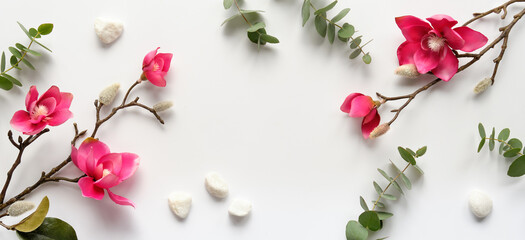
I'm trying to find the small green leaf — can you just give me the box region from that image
[350,37,362,49]
[413,165,424,174]
[10,55,18,66]
[9,47,23,58]
[373,181,382,195]
[498,128,510,141]
[359,211,381,231]
[301,0,311,27]
[362,53,371,64]
[0,76,13,90]
[391,179,404,195]
[373,201,385,209]
[247,29,266,45]
[478,123,486,138]
[338,23,354,38]
[376,211,393,220]
[416,146,427,157]
[17,22,33,40]
[390,160,411,190]
[314,0,337,15]
[21,59,35,70]
[359,196,369,211]
[14,196,49,232]
[223,0,234,9]
[338,35,349,42]
[327,23,335,44]
[16,217,78,240]
[29,28,40,38]
[477,138,486,153]
[508,138,522,150]
[1,52,5,72]
[508,155,525,177]
[398,147,416,165]
[247,22,266,32]
[349,49,361,59]
[221,14,241,26]
[331,8,350,23]
[406,148,417,156]
[2,73,22,86]
[260,34,279,44]
[377,168,390,181]
[33,40,52,52]
[314,15,327,37]
[382,194,397,201]
[23,48,41,56]
[346,220,368,240]
[37,23,53,35]
[15,43,27,52]
[503,148,521,158]
[500,142,508,154]
[489,128,495,151]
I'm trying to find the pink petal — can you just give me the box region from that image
[39,86,61,104]
[156,53,173,72]
[426,14,458,33]
[143,47,159,68]
[94,173,121,189]
[413,49,440,73]
[25,86,39,112]
[397,41,421,65]
[23,122,47,135]
[85,148,97,176]
[29,114,46,125]
[348,95,374,118]
[36,97,57,116]
[107,189,135,207]
[56,92,73,110]
[400,25,432,42]
[10,110,33,133]
[431,47,458,81]
[46,109,73,126]
[78,177,105,200]
[118,153,139,180]
[443,27,465,50]
[395,15,431,29]
[78,138,111,162]
[98,153,123,175]
[144,71,167,87]
[453,26,488,52]
[340,93,364,113]
[361,109,380,139]
[71,146,87,174]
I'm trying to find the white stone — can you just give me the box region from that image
[204,172,229,198]
[7,201,35,217]
[94,17,124,44]
[168,192,192,219]
[468,190,493,218]
[228,198,252,217]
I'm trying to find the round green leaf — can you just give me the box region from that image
[478,123,486,138]
[338,23,354,38]
[314,15,327,37]
[37,24,53,35]
[416,146,427,157]
[498,128,510,141]
[223,0,234,9]
[358,211,381,231]
[508,138,522,150]
[362,53,371,64]
[503,148,521,158]
[28,28,40,38]
[14,196,49,232]
[247,22,266,33]
[16,217,78,240]
[350,37,361,49]
[345,220,368,240]
[247,29,267,45]
[508,155,525,177]
[301,0,311,26]
[349,49,360,59]
[0,76,14,90]
[398,147,416,165]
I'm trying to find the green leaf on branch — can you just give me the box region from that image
[14,196,49,232]
[416,146,427,157]
[1,51,5,72]
[16,217,78,240]
[349,49,360,59]
[331,8,350,23]
[413,165,424,174]
[15,43,27,52]
[477,138,485,153]
[17,22,32,40]
[23,48,41,56]
[28,28,40,38]
[376,211,393,220]
[499,141,508,154]
[0,76,14,90]
[406,148,416,157]
[508,155,525,177]
[223,0,234,9]
[373,181,382,195]
[390,160,411,190]
[346,220,368,240]
[359,196,369,211]
[247,29,266,45]
[489,128,495,151]
[247,22,266,32]
[358,211,381,231]
[314,0,337,15]
[338,23,354,38]
[314,15,327,37]
[382,194,397,201]
[3,73,22,86]
[508,138,522,150]
[327,23,335,44]
[37,23,53,35]
[21,59,35,70]
[374,201,385,209]
[398,147,416,165]
[260,34,279,44]
[503,148,521,158]
[10,55,18,67]
[301,0,310,27]
[498,128,510,141]
[221,14,241,26]
[350,37,361,49]
[478,123,486,138]
[362,53,371,64]
[9,47,22,58]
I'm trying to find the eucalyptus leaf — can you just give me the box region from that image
[29,28,40,38]
[391,179,404,195]
[499,142,508,154]
[489,128,495,151]
[346,220,368,240]
[37,23,53,35]
[247,22,266,32]
[221,14,241,26]
[498,128,510,141]
[327,23,335,44]
[1,52,5,72]
[23,48,41,56]
[377,168,391,182]
[314,15,327,37]
[390,160,411,190]
[14,196,49,232]
[359,196,369,211]
[478,123,486,138]
[331,8,350,23]
[416,146,427,157]
[223,0,234,9]
[17,22,33,40]
[9,47,22,58]
[247,29,266,45]
[349,49,361,59]
[33,40,52,52]
[2,73,22,86]
[301,0,311,27]
[376,211,393,220]
[314,0,337,15]
[16,217,78,240]
[405,148,416,157]
[508,155,525,177]
[338,23,354,38]
[21,59,35,70]
[350,37,362,49]
[10,55,18,66]
[373,201,385,209]
[382,194,397,201]
[358,211,381,231]
[0,76,13,90]
[503,148,521,158]
[260,34,279,44]
[373,181,382,195]
[508,138,522,150]
[413,165,424,174]
[239,10,264,14]
[362,53,371,64]
[15,43,27,52]
[477,138,486,153]
[398,147,416,165]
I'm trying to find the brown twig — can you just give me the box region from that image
[376,1,525,127]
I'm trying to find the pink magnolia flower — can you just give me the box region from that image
[71,138,139,207]
[10,85,73,135]
[396,15,488,81]
[340,93,380,139]
[141,47,173,87]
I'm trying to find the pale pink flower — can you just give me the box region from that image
[396,15,488,81]
[10,85,73,135]
[141,47,173,87]
[340,93,380,139]
[71,138,139,207]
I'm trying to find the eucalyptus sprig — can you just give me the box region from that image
[222,0,279,47]
[0,22,53,91]
[477,123,525,177]
[346,146,426,240]
[301,0,372,64]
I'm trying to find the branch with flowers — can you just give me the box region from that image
[0,48,173,239]
[340,0,525,139]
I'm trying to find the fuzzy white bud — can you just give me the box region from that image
[153,101,173,112]
[474,78,492,94]
[369,123,390,139]
[7,201,35,217]
[394,64,420,78]
[98,83,120,105]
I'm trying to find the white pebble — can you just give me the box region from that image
[228,198,252,217]
[7,201,35,217]
[205,172,229,199]
[168,192,192,219]
[468,190,493,218]
[94,17,124,44]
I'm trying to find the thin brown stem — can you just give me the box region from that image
[371,163,411,211]
[233,0,252,26]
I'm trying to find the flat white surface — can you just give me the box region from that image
[0,0,525,239]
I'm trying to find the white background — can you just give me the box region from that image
[1,0,525,239]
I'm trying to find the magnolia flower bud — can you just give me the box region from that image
[474,78,492,94]
[394,64,420,78]
[98,83,120,105]
[7,201,35,217]
[153,101,173,112]
[369,123,390,139]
